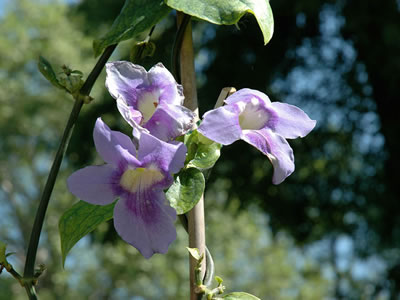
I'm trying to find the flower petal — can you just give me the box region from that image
[241,129,294,184]
[105,61,149,106]
[113,190,177,259]
[93,118,137,166]
[198,105,242,145]
[67,165,116,205]
[148,63,184,105]
[138,132,187,176]
[116,98,143,127]
[224,88,271,106]
[145,104,195,141]
[270,102,317,139]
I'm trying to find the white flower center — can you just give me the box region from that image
[120,167,164,193]
[238,98,269,130]
[137,90,160,123]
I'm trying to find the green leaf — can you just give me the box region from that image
[186,247,202,260]
[183,130,222,169]
[165,0,274,44]
[93,0,171,57]
[183,130,199,164]
[188,141,222,169]
[59,200,115,266]
[166,168,205,215]
[222,292,261,300]
[215,275,224,284]
[38,56,67,90]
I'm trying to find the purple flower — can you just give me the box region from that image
[67,118,186,258]
[198,88,316,185]
[106,61,195,142]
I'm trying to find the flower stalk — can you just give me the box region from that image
[176,12,206,300]
[22,44,117,298]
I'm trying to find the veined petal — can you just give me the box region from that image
[198,105,242,145]
[224,88,271,106]
[67,165,116,205]
[145,104,195,141]
[93,118,138,166]
[113,190,177,259]
[106,61,149,106]
[241,129,294,184]
[148,63,184,105]
[138,132,187,175]
[270,102,317,139]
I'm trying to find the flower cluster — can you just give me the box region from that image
[68,62,193,258]
[67,61,316,258]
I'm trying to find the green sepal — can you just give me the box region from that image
[0,242,12,271]
[58,73,84,94]
[166,167,205,215]
[59,200,116,266]
[222,292,261,300]
[130,40,156,63]
[165,0,274,44]
[93,0,171,57]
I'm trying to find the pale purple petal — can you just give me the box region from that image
[198,105,242,145]
[113,190,177,259]
[145,104,195,141]
[106,61,149,106]
[67,165,116,205]
[270,102,317,139]
[116,98,143,127]
[93,118,137,166]
[148,63,184,105]
[138,132,187,175]
[224,88,271,106]
[241,129,294,184]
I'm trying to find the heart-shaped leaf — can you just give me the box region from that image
[166,168,205,215]
[165,0,274,44]
[59,200,115,266]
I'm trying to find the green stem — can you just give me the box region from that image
[171,14,191,83]
[22,44,117,297]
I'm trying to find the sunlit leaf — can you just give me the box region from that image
[166,168,205,215]
[165,0,274,44]
[184,130,222,169]
[186,247,202,260]
[215,275,224,284]
[188,142,222,169]
[222,292,261,300]
[93,0,171,57]
[59,200,115,266]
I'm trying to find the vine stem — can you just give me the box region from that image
[176,12,206,300]
[22,44,117,298]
